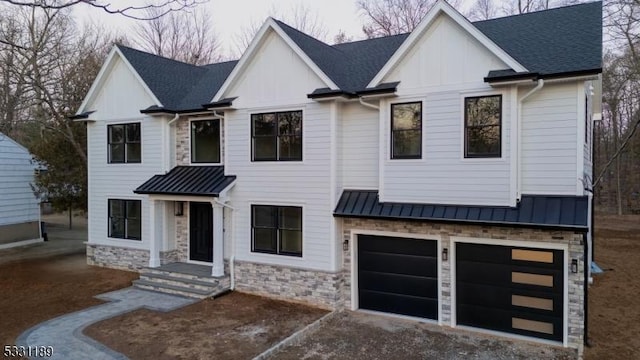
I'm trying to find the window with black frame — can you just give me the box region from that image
[108,123,141,163]
[191,119,221,163]
[464,95,502,158]
[108,199,141,240]
[391,102,422,159]
[252,205,302,257]
[251,111,302,161]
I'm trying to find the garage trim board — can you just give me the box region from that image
[349,230,443,325]
[450,236,569,347]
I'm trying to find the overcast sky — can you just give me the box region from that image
[73,0,368,57]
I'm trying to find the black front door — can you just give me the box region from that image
[190,202,213,262]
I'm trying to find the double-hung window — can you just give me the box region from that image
[252,205,302,257]
[108,199,141,240]
[464,95,502,158]
[191,119,221,163]
[391,102,422,159]
[108,123,141,163]
[251,111,302,161]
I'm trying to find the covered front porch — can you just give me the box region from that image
[134,166,236,278]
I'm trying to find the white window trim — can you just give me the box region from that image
[249,108,305,163]
[188,116,223,166]
[459,90,507,162]
[449,236,569,348]
[386,98,425,163]
[106,121,143,165]
[249,201,305,260]
[349,229,443,326]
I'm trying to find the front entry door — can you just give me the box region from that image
[190,202,213,262]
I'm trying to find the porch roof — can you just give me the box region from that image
[134,166,236,197]
[334,190,589,232]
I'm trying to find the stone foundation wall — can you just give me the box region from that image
[175,205,189,261]
[87,244,149,271]
[341,218,585,353]
[234,260,342,309]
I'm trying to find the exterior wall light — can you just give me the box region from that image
[442,248,448,261]
[571,259,579,273]
[343,239,349,251]
[174,201,184,216]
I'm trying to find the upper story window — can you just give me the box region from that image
[108,123,141,163]
[108,199,141,240]
[391,102,422,159]
[191,119,221,163]
[252,205,302,257]
[251,111,302,161]
[464,95,502,158]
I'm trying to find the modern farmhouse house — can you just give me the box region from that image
[0,132,42,248]
[75,1,601,355]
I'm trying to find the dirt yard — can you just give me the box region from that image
[0,253,137,347]
[84,292,328,360]
[585,214,640,360]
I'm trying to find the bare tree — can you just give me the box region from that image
[232,3,329,57]
[333,30,354,45]
[467,0,501,21]
[134,6,222,65]
[0,0,206,20]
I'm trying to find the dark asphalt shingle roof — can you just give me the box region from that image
[334,190,589,231]
[134,166,236,197]
[114,2,601,111]
[117,45,238,111]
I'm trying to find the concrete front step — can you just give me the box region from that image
[133,279,213,299]
[143,267,219,283]
[140,272,220,292]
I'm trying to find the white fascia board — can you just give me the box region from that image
[367,0,527,88]
[212,18,338,102]
[76,46,162,114]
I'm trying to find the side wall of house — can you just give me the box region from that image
[0,134,40,244]
[85,55,165,269]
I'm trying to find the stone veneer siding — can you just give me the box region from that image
[87,244,181,272]
[175,204,190,262]
[340,218,586,354]
[234,260,342,309]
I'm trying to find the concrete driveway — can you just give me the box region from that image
[272,311,575,360]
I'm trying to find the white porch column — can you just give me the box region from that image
[149,199,161,267]
[211,202,225,277]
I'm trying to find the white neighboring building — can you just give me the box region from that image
[75,1,602,356]
[0,132,41,248]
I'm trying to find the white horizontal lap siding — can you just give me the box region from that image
[340,103,379,189]
[85,55,165,250]
[379,13,512,206]
[521,82,578,195]
[0,136,39,226]
[226,104,333,271]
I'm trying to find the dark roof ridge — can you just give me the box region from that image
[272,18,345,56]
[331,32,410,47]
[471,0,601,24]
[116,44,204,70]
[203,59,240,67]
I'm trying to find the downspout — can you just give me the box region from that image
[517,79,544,200]
[359,97,379,110]
[584,232,590,347]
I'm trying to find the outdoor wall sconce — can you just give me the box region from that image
[442,248,448,261]
[174,201,184,216]
[571,259,579,273]
[343,239,349,251]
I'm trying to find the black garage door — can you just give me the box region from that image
[358,235,438,320]
[456,243,564,342]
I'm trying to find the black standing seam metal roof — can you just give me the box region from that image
[107,2,601,114]
[334,190,589,231]
[134,166,236,197]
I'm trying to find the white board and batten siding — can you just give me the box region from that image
[85,55,166,250]
[0,134,39,226]
[223,29,338,272]
[378,14,513,206]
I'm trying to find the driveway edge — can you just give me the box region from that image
[252,310,339,360]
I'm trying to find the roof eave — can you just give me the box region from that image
[333,213,588,233]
